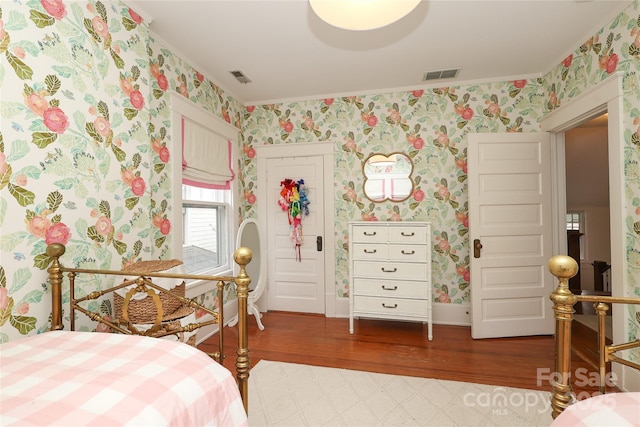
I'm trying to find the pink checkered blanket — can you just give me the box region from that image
[0,330,248,426]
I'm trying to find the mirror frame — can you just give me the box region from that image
[362,152,414,203]
[236,218,266,300]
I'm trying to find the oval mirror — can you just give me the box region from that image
[233,218,267,330]
[363,152,414,202]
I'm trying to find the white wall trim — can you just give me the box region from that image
[170,93,239,140]
[168,93,240,280]
[540,75,620,133]
[255,142,337,316]
[540,73,634,391]
[334,296,349,318]
[432,302,471,326]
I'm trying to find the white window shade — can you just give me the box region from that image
[182,117,234,189]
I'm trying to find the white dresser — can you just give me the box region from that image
[348,221,432,340]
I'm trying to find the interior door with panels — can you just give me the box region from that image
[468,132,554,339]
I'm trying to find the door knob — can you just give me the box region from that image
[316,236,323,251]
[473,239,483,258]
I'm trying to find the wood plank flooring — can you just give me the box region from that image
[199,311,613,397]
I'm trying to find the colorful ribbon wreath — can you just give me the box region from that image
[278,178,310,261]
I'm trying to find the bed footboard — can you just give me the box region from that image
[548,255,640,419]
[46,243,252,413]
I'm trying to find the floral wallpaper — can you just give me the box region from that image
[542,1,640,345]
[0,0,242,343]
[240,1,640,342]
[242,83,544,305]
[0,0,638,347]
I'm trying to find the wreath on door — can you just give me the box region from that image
[278,178,310,261]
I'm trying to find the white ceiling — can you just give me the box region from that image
[126,0,631,105]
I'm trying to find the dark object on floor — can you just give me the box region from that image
[592,260,611,292]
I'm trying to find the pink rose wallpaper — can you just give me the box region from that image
[0,0,639,346]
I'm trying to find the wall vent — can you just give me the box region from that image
[423,68,460,81]
[230,70,252,84]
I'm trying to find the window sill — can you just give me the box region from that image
[185,268,234,298]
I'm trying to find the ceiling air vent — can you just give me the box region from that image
[423,68,460,81]
[230,70,251,84]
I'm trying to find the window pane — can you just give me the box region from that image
[566,212,582,231]
[182,205,222,273]
[182,185,226,203]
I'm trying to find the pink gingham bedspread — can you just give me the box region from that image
[0,330,248,427]
[551,392,640,426]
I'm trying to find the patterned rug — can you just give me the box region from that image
[248,360,552,426]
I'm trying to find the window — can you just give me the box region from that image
[566,211,585,260]
[170,94,238,281]
[566,212,583,231]
[182,185,230,274]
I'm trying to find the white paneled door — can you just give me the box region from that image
[469,132,555,339]
[266,156,325,313]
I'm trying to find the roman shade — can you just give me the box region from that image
[182,117,234,189]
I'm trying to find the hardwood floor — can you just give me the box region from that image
[199,311,613,397]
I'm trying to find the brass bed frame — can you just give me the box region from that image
[45,243,252,413]
[548,255,640,419]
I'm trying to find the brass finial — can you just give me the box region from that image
[234,247,253,266]
[548,255,579,281]
[46,243,66,258]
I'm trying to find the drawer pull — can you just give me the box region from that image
[364,249,377,254]
[363,231,377,236]
[381,285,398,291]
[382,303,398,309]
[401,250,415,255]
[401,232,415,237]
[381,267,397,273]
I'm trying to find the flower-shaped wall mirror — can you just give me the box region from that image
[363,152,414,202]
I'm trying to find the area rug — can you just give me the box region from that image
[248,360,552,426]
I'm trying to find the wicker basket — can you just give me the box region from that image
[130,304,198,347]
[114,259,185,324]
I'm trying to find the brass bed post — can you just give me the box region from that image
[46,243,66,331]
[594,302,609,394]
[233,247,252,413]
[548,255,579,419]
[217,280,225,362]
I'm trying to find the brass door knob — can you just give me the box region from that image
[473,239,483,258]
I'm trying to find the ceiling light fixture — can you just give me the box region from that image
[309,0,421,31]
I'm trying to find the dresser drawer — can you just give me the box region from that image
[354,296,429,317]
[353,261,428,281]
[351,243,388,260]
[353,278,428,299]
[388,226,427,244]
[388,244,428,262]
[351,225,388,243]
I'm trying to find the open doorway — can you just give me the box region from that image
[565,113,611,293]
[542,74,635,390]
[564,113,612,338]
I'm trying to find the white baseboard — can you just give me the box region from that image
[432,302,471,326]
[621,365,640,392]
[195,300,239,345]
[334,297,350,318]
